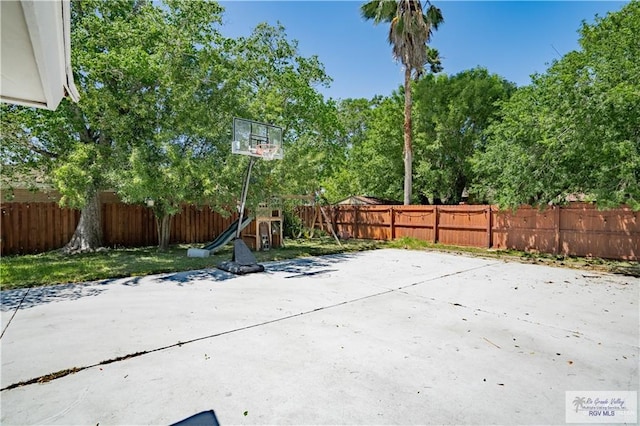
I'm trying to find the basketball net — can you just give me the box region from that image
[256,144,279,161]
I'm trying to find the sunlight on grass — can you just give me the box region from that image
[1,236,634,290]
[0,238,384,290]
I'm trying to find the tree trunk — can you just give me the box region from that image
[403,66,413,205]
[454,175,467,205]
[156,214,172,251]
[62,190,103,254]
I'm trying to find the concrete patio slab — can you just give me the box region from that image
[1,249,638,425]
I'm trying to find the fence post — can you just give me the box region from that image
[354,206,359,239]
[434,205,439,243]
[390,206,395,240]
[486,206,492,248]
[554,206,560,255]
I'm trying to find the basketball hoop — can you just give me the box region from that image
[232,118,283,161]
[256,143,280,161]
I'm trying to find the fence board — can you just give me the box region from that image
[437,206,488,247]
[303,204,638,261]
[45,204,53,252]
[27,205,35,253]
[393,206,436,241]
[3,201,637,260]
[1,202,242,255]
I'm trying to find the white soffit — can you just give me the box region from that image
[0,0,79,110]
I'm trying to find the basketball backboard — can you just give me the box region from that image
[232,117,283,160]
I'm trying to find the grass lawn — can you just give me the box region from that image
[385,237,640,277]
[0,238,383,290]
[1,237,636,290]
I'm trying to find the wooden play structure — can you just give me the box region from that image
[242,198,283,251]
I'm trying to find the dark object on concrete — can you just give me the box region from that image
[218,239,264,275]
[218,260,265,275]
[171,410,220,426]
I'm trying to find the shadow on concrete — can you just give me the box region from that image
[264,252,359,276]
[1,289,29,312]
[170,410,220,426]
[0,282,109,312]
[0,269,235,312]
[0,253,361,312]
[119,268,235,287]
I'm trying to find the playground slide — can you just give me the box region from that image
[203,216,253,252]
[187,216,254,257]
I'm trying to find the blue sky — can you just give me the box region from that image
[218,1,628,100]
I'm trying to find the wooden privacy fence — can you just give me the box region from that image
[1,203,240,255]
[2,201,638,261]
[301,204,639,261]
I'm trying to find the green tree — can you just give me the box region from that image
[228,23,339,205]
[333,93,405,202]
[362,0,443,204]
[472,2,640,210]
[413,68,515,204]
[322,98,376,201]
[1,0,236,252]
[2,2,348,253]
[106,1,242,250]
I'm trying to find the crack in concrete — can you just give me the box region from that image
[1,262,495,392]
[1,288,30,340]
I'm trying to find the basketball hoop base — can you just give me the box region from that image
[218,261,264,275]
[217,239,265,275]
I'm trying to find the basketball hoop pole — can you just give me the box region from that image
[236,156,256,239]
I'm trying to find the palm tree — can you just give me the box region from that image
[361,0,443,205]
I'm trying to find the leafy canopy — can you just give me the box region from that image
[472,1,640,210]
[413,68,515,204]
